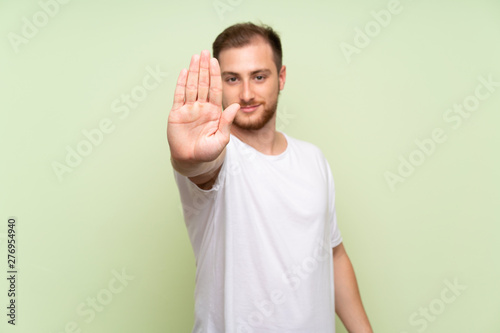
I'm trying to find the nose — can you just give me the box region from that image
[239,80,255,103]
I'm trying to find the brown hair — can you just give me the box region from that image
[212,22,283,72]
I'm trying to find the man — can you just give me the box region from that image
[168,22,373,332]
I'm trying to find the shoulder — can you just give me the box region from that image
[284,133,326,159]
[284,133,334,180]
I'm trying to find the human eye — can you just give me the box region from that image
[225,77,238,84]
[254,75,266,82]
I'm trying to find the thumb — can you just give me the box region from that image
[219,103,239,137]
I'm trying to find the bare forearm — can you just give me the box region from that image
[171,148,226,188]
[334,248,373,333]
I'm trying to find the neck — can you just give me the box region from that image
[230,116,287,155]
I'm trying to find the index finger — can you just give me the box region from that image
[197,50,210,103]
[209,58,222,107]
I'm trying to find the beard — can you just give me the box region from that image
[229,98,278,131]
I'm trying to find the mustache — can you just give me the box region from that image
[239,102,263,107]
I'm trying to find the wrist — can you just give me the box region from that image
[171,149,226,178]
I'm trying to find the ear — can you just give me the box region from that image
[278,65,286,91]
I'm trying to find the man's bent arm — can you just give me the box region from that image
[333,243,373,332]
[171,148,226,190]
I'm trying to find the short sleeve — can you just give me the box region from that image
[173,168,221,219]
[173,158,228,258]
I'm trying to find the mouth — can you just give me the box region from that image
[239,104,261,113]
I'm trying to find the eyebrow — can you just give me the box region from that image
[222,69,272,77]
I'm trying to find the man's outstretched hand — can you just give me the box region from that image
[167,50,239,167]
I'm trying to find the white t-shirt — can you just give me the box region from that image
[174,133,343,333]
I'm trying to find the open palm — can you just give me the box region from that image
[167,50,239,163]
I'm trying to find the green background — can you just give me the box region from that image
[1,0,499,332]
